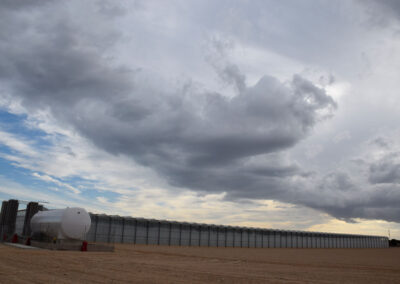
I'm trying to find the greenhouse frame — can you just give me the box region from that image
[84,213,389,248]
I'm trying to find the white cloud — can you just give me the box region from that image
[32,172,80,194]
[0,130,37,157]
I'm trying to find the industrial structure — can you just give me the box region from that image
[30,207,91,240]
[1,199,389,248]
[85,213,389,248]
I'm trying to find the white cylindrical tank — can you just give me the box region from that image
[31,207,91,240]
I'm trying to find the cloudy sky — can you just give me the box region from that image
[1,0,400,238]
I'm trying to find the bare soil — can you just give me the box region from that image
[0,243,399,283]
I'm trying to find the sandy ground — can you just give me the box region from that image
[0,243,399,283]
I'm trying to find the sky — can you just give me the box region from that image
[1,0,400,238]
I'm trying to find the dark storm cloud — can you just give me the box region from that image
[362,0,400,26]
[294,171,400,223]
[0,0,52,10]
[370,137,390,149]
[369,154,400,184]
[366,136,400,185]
[0,2,335,163]
[367,0,400,17]
[1,1,400,224]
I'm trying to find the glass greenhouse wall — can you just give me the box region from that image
[85,213,389,248]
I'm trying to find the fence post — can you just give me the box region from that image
[240,229,243,248]
[189,225,192,247]
[121,218,125,244]
[198,225,201,247]
[286,232,289,248]
[93,215,98,242]
[133,219,137,244]
[145,221,149,245]
[168,223,172,246]
[261,230,264,248]
[232,228,236,248]
[216,227,219,247]
[293,232,295,248]
[107,216,112,243]
[157,222,161,245]
[225,228,228,247]
[208,226,211,247]
[179,224,182,246]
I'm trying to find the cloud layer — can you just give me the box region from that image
[1,0,400,231]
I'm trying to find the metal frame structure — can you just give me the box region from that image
[84,213,389,248]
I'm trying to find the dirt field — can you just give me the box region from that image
[0,243,399,283]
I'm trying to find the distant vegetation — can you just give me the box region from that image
[389,239,400,247]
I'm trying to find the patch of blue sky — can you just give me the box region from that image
[60,175,94,186]
[31,174,124,203]
[0,144,13,155]
[81,188,122,203]
[0,156,34,185]
[0,194,28,211]
[63,175,132,192]
[0,167,74,202]
[0,156,83,198]
[59,176,101,192]
[0,192,17,203]
[0,110,123,207]
[0,109,52,148]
